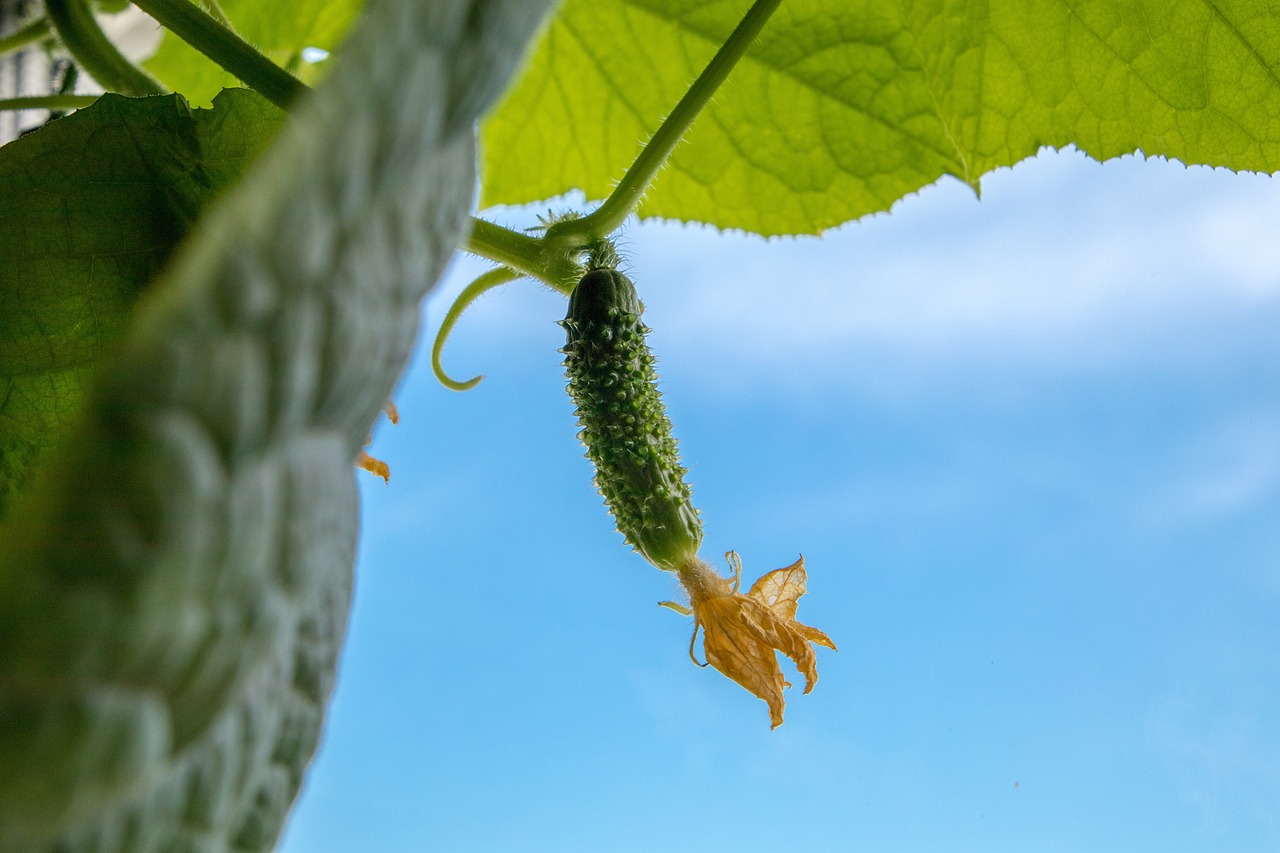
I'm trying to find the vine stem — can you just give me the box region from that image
[0,16,52,60]
[464,0,782,284]
[45,0,167,96]
[130,0,306,109]
[544,0,782,247]
[199,0,234,29]
[0,94,100,112]
[464,218,580,293]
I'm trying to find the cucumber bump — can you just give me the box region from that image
[561,261,701,569]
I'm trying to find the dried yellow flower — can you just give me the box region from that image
[356,400,401,482]
[671,553,836,729]
[355,449,391,482]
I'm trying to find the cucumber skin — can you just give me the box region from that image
[562,268,702,569]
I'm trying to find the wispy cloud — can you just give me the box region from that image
[1146,693,1280,835]
[1138,408,1280,525]
[430,149,1280,404]
[623,150,1280,386]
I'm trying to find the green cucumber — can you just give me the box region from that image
[561,262,701,569]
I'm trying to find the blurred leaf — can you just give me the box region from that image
[0,89,284,518]
[0,1,555,850]
[482,0,1280,235]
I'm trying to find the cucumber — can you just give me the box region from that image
[562,262,701,569]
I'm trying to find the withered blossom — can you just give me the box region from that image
[670,554,836,728]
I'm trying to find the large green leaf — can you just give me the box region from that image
[144,0,369,106]
[0,1,553,850]
[481,0,1280,236]
[0,90,284,518]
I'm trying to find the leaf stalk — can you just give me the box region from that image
[463,0,782,290]
[544,0,782,246]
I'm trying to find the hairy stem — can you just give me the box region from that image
[131,0,306,109]
[198,0,233,29]
[45,0,166,95]
[544,0,782,246]
[0,15,52,60]
[464,218,580,293]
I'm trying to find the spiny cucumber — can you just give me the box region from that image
[561,259,701,569]
[560,249,833,729]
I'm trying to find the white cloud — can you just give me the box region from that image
[622,150,1280,388]
[1139,408,1280,524]
[1191,185,1280,298]
[431,149,1280,399]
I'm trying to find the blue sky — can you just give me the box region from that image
[279,149,1280,852]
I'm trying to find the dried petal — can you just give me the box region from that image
[793,621,837,650]
[678,554,836,729]
[749,557,837,652]
[355,449,390,482]
[747,556,809,620]
[699,595,790,727]
[356,399,398,481]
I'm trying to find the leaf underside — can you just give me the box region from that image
[481,0,1280,236]
[0,90,285,519]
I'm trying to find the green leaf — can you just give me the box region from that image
[0,1,555,849]
[481,0,1280,236]
[0,89,284,519]
[144,0,369,106]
